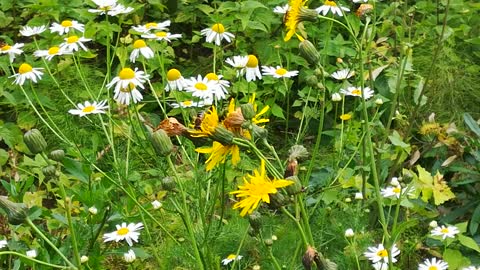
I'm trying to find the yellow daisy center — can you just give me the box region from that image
[205,73,219,81]
[441,228,449,234]
[133,40,147,49]
[393,187,401,193]
[325,0,338,6]
[155,32,167,37]
[226,254,236,260]
[67,35,79,44]
[275,68,287,76]
[61,20,73,27]
[211,23,225,33]
[100,6,112,11]
[352,89,362,95]
[428,267,438,270]
[167,69,181,81]
[19,63,33,74]
[48,47,60,55]
[117,227,130,236]
[119,68,135,80]
[182,100,192,106]
[1,45,12,51]
[145,22,157,29]
[246,55,259,68]
[376,249,388,257]
[195,82,208,91]
[82,105,95,113]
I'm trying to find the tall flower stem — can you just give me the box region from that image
[229,224,250,270]
[0,252,70,269]
[25,217,77,269]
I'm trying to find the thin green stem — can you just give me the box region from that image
[230,224,250,270]
[0,252,70,269]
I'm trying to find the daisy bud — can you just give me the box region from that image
[150,129,174,156]
[253,265,261,270]
[355,192,364,200]
[80,255,89,263]
[124,249,136,263]
[271,235,278,241]
[345,198,352,203]
[0,196,28,225]
[390,177,400,186]
[332,93,342,102]
[429,220,438,228]
[345,228,355,238]
[299,39,320,66]
[336,57,343,64]
[49,149,65,161]
[88,206,98,215]
[24,129,47,154]
[42,165,57,178]
[162,176,176,191]
[375,98,384,105]
[264,238,273,246]
[151,200,162,209]
[240,103,256,121]
[26,249,37,258]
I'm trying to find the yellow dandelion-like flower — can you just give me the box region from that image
[196,141,240,171]
[284,0,308,41]
[230,160,293,216]
[340,113,352,121]
[249,93,270,125]
[189,106,219,138]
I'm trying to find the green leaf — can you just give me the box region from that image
[388,130,410,150]
[413,77,427,106]
[470,204,480,235]
[196,4,214,15]
[463,113,480,138]
[0,149,7,166]
[458,234,480,253]
[270,104,285,119]
[62,158,90,183]
[443,248,470,269]
[391,219,418,243]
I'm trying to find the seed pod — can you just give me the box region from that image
[0,196,28,225]
[24,129,47,154]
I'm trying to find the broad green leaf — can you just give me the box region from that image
[463,113,480,138]
[270,104,285,119]
[0,149,8,166]
[470,204,480,235]
[388,130,410,150]
[432,172,455,205]
[443,248,469,269]
[62,158,90,183]
[458,234,480,253]
[416,165,433,202]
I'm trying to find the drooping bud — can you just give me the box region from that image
[24,129,47,154]
[299,39,320,66]
[150,129,174,156]
[0,196,28,225]
[264,238,273,247]
[49,149,65,161]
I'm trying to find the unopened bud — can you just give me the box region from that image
[264,239,274,246]
[336,58,343,64]
[298,7,318,22]
[162,176,176,191]
[211,126,234,145]
[49,149,65,161]
[345,228,354,238]
[0,196,28,225]
[305,74,318,86]
[251,124,268,139]
[150,129,174,156]
[375,98,384,105]
[299,39,320,66]
[241,103,256,120]
[42,165,57,177]
[332,93,342,102]
[80,256,89,263]
[24,129,47,154]
[429,220,438,228]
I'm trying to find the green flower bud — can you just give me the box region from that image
[42,165,57,177]
[286,176,302,195]
[298,8,318,22]
[150,129,174,156]
[252,125,268,140]
[305,74,318,86]
[0,196,28,225]
[211,126,234,145]
[162,176,176,191]
[299,39,320,66]
[49,149,65,161]
[24,129,47,154]
[240,103,256,120]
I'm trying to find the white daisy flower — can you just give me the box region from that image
[418,258,448,270]
[332,93,342,101]
[132,21,171,33]
[353,0,368,3]
[59,35,92,52]
[26,249,37,258]
[225,55,248,77]
[462,266,480,270]
[340,86,374,99]
[114,83,143,105]
[221,254,242,265]
[34,46,72,61]
[261,66,299,78]
[50,20,85,35]
[373,262,389,270]
[88,0,133,16]
[185,75,221,101]
[205,72,229,98]
[170,100,208,108]
[88,206,98,215]
[151,200,162,209]
[68,100,108,117]
[431,225,460,240]
[10,63,44,85]
[273,4,290,14]
[107,67,149,94]
[245,55,262,82]
[380,185,403,199]
[364,243,400,264]
[103,222,144,246]
[141,31,182,42]
[344,228,354,238]
[20,25,47,36]
[165,68,187,91]
[0,239,7,249]
[123,249,136,262]
[316,0,350,16]
[129,39,154,63]
[200,23,235,46]
[331,68,354,80]
[0,43,24,63]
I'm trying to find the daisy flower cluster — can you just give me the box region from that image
[103,222,144,263]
